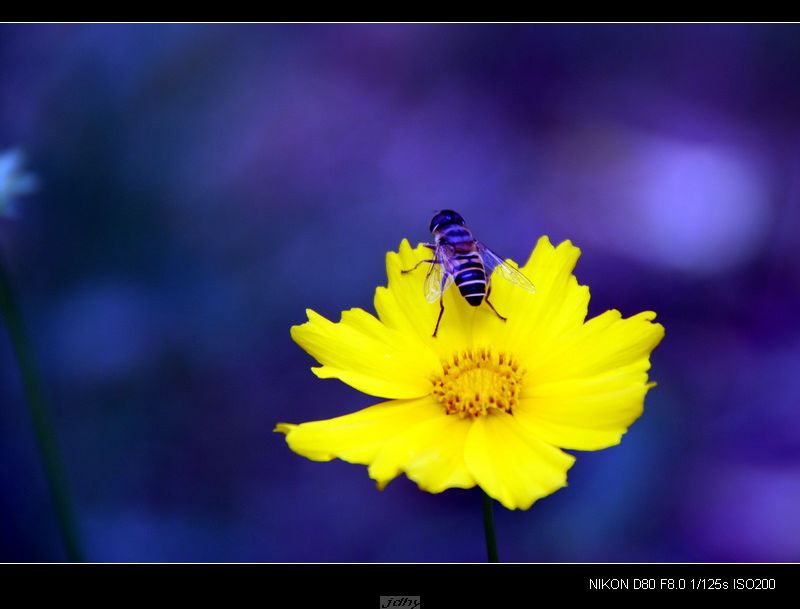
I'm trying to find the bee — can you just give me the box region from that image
[402,209,536,337]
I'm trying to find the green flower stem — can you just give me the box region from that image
[481,489,499,563]
[0,255,84,562]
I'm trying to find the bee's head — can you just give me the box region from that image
[429,209,465,234]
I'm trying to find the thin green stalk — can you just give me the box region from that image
[481,489,499,563]
[0,255,84,562]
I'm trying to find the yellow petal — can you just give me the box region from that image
[376,239,485,357]
[515,309,664,450]
[515,376,655,450]
[528,309,665,383]
[477,237,590,359]
[291,307,440,399]
[275,396,442,464]
[374,239,437,343]
[368,407,474,492]
[464,412,575,510]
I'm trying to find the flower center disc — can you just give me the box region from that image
[432,348,525,418]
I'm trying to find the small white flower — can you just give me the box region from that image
[0,149,37,217]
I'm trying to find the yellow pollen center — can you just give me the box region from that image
[431,348,525,418]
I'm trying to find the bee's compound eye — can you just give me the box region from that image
[430,210,465,232]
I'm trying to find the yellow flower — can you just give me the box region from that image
[276,237,664,510]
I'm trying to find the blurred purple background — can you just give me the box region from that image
[1,24,799,562]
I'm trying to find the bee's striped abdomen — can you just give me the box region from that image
[453,253,486,306]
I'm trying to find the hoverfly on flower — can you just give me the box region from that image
[402,210,536,337]
[277,234,665,511]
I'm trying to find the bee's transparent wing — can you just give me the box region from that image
[423,247,454,303]
[477,242,536,293]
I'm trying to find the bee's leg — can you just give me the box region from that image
[485,287,507,323]
[432,298,445,337]
[401,244,437,273]
[401,259,437,274]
